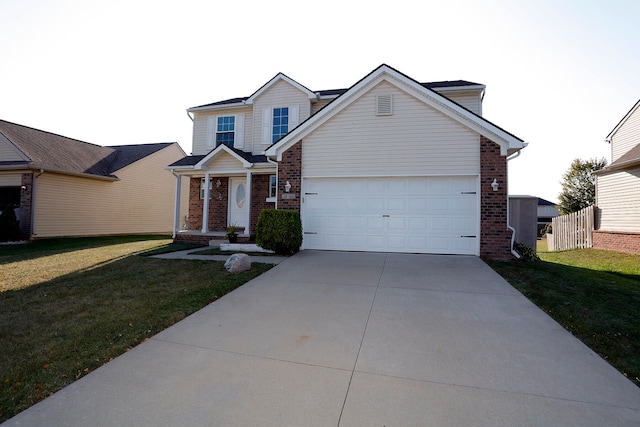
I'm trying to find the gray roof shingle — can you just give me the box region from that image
[0,120,173,178]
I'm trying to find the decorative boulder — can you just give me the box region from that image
[224,253,251,273]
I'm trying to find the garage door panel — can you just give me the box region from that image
[302,177,478,255]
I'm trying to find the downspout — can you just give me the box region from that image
[506,150,523,259]
[30,169,44,238]
[266,158,278,210]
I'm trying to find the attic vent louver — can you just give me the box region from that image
[376,94,393,116]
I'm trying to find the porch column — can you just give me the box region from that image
[202,172,211,233]
[172,172,181,238]
[245,171,252,235]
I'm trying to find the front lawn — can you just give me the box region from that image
[0,236,272,422]
[487,242,640,387]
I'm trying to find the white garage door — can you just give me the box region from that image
[302,176,478,255]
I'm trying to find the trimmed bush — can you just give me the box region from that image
[0,204,21,242]
[255,209,302,255]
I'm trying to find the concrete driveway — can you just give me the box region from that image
[4,251,640,426]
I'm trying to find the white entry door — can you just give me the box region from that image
[302,176,478,255]
[228,177,247,231]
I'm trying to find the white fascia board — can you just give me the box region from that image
[194,145,252,169]
[605,98,640,142]
[187,102,246,114]
[245,73,315,105]
[267,65,525,159]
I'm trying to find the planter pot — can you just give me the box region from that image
[228,234,238,243]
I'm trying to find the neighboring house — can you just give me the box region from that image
[168,64,527,258]
[0,120,189,239]
[593,98,640,254]
[537,197,559,235]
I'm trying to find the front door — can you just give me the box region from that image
[228,177,247,232]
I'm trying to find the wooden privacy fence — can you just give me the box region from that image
[548,205,594,251]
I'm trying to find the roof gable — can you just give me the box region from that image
[107,143,175,172]
[194,144,253,170]
[0,120,177,179]
[606,98,640,142]
[245,73,316,105]
[265,64,525,160]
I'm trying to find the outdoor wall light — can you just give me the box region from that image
[215,179,221,188]
[285,181,292,193]
[491,179,499,192]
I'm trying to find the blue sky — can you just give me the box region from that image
[1,0,639,203]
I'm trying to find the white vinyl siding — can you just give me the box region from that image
[0,135,27,161]
[611,106,640,162]
[253,80,310,152]
[192,109,252,155]
[32,144,189,237]
[443,93,482,116]
[596,166,640,232]
[206,151,245,173]
[302,81,480,177]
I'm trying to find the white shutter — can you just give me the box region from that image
[234,113,244,149]
[262,108,271,144]
[289,105,299,130]
[206,116,216,150]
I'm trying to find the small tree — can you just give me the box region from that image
[558,157,607,215]
[0,204,21,242]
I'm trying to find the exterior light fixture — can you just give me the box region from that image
[285,181,292,193]
[216,179,221,188]
[491,179,499,192]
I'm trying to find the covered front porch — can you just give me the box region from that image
[168,144,276,241]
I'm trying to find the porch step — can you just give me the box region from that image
[219,243,274,253]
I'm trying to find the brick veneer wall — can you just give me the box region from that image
[187,177,228,232]
[19,172,33,240]
[593,230,640,254]
[480,136,512,259]
[251,174,275,233]
[278,141,302,210]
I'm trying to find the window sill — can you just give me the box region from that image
[266,197,276,203]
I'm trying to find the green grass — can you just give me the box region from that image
[487,240,640,387]
[0,236,273,422]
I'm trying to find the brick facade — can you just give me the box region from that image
[187,177,229,232]
[593,230,640,254]
[277,141,302,211]
[19,172,33,240]
[479,136,512,259]
[251,174,275,233]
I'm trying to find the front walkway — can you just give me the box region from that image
[4,251,639,426]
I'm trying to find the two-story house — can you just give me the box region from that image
[593,98,640,254]
[168,64,526,259]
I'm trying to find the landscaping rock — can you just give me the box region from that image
[224,253,251,273]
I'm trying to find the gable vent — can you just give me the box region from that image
[376,94,393,116]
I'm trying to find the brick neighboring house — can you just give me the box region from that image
[168,64,527,258]
[593,98,640,254]
[0,120,188,239]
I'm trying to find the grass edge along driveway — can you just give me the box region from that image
[0,236,273,422]
[487,242,640,389]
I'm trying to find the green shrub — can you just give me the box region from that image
[514,242,540,262]
[255,209,302,255]
[0,204,21,242]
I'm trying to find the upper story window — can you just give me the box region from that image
[206,114,244,150]
[262,105,299,145]
[272,108,289,143]
[216,116,235,147]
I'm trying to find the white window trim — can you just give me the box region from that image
[262,105,299,144]
[266,174,277,202]
[207,114,244,150]
[200,177,213,199]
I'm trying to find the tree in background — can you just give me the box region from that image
[558,157,607,215]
